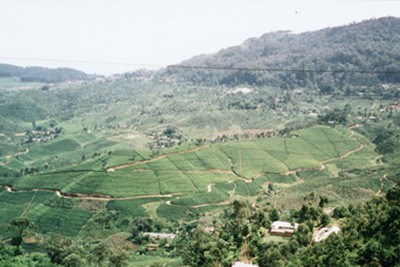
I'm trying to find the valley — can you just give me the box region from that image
[0,17,400,267]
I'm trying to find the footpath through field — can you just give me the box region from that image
[2,148,29,159]
[106,145,210,172]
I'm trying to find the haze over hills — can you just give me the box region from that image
[165,17,400,90]
[0,63,94,83]
[2,17,400,88]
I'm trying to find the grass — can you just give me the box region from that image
[1,124,378,239]
[85,171,160,197]
[129,255,183,267]
[265,235,290,243]
[268,162,381,209]
[0,190,92,239]
[14,172,80,191]
[107,198,162,217]
[156,203,200,221]
[29,206,92,236]
[184,172,237,192]
[157,171,197,194]
[170,186,229,206]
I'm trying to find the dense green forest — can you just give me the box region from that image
[1,17,400,266]
[165,17,400,91]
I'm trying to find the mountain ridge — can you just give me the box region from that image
[165,16,400,91]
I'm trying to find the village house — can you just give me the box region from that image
[142,232,176,240]
[313,226,340,243]
[204,226,215,233]
[270,221,299,237]
[389,102,400,110]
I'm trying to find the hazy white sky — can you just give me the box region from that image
[1,0,400,74]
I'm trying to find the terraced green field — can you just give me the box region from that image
[0,125,383,240]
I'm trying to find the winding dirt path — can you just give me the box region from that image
[4,185,12,192]
[107,145,209,172]
[129,168,233,174]
[349,123,363,130]
[348,123,362,138]
[165,199,229,208]
[191,200,230,208]
[260,144,364,177]
[207,183,213,193]
[3,148,29,159]
[1,184,184,202]
[376,174,387,196]
[338,144,364,159]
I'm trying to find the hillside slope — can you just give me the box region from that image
[0,63,93,83]
[165,17,400,91]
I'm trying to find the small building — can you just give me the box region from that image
[146,243,159,251]
[389,102,400,110]
[142,232,176,240]
[204,226,215,233]
[313,226,340,242]
[270,221,299,237]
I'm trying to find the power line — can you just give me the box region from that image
[0,56,164,69]
[0,56,399,75]
[167,64,400,75]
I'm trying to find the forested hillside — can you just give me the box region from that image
[176,182,400,266]
[0,63,94,83]
[165,17,400,92]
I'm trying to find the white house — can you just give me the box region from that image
[142,232,176,240]
[270,221,299,237]
[313,226,340,242]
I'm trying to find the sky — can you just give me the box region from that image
[1,0,400,75]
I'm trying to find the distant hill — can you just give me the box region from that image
[164,17,400,92]
[0,63,94,83]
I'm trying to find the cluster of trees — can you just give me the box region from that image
[147,127,187,150]
[175,199,318,266]
[164,17,400,92]
[294,183,400,266]
[1,216,129,267]
[175,182,400,266]
[317,104,352,125]
[371,114,400,155]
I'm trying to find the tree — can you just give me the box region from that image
[257,243,283,267]
[9,217,35,249]
[318,196,329,208]
[332,206,350,219]
[177,228,227,267]
[45,234,74,264]
[292,225,312,247]
[320,214,330,227]
[62,253,84,267]
[109,251,129,267]
[269,208,280,222]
